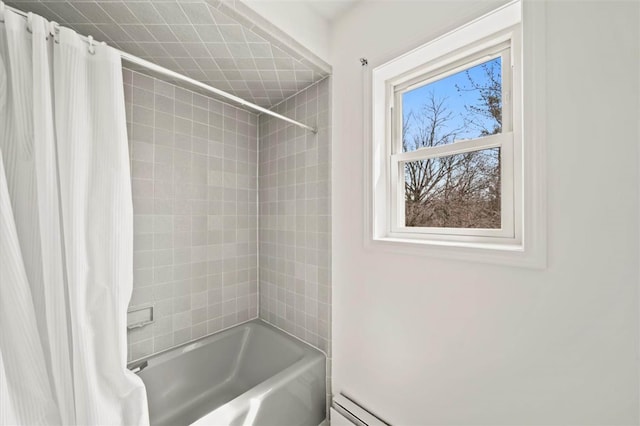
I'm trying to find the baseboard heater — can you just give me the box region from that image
[332,394,391,426]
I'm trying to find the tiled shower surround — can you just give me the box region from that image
[258,78,332,356]
[124,69,259,361]
[123,68,330,366]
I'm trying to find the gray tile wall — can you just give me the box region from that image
[6,0,329,108]
[124,68,258,362]
[258,77,331,357]
[8,0,330,107]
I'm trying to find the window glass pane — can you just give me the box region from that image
[402,57,502,152]
[404,148,501,229]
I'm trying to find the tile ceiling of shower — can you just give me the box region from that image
[6,0,330,108]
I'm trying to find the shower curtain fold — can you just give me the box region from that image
[0,8,148,425]
[0,149,60,425]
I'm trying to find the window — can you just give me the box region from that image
[369,0,546,266]
[393,46,514,240]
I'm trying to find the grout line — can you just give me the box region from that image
[256,115,261,320]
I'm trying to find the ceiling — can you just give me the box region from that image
[5,0,331,108]
[305,0,359,22]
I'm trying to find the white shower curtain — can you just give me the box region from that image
[0,7,148,425]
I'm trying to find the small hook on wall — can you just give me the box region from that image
[359,58,368,66]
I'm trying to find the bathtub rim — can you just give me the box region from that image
[127,317,325,369]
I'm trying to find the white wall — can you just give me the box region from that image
[242,0,331,62]
[331,1,640,424]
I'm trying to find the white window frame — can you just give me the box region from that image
[391,43,516,240]
[367,0,547,267]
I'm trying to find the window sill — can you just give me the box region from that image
[368,235,545,269]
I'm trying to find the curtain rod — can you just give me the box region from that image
[1,3,318,134]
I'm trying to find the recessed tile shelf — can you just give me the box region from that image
[127,304,155,330]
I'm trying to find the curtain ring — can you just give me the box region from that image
[87,35,96,55]
[26,11,33,33]
[52,21,60,44]
[46,20,57,41]
[0,2,6,23]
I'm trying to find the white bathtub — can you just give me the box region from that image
[132,320,326,426]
